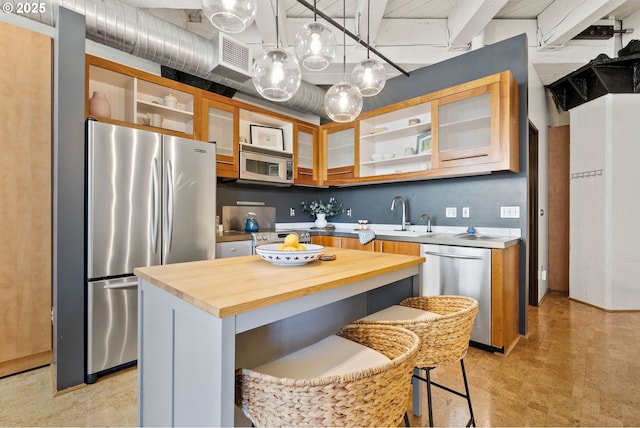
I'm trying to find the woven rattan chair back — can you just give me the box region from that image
[236,323,419,427]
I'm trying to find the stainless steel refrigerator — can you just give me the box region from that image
[85,120,216,383]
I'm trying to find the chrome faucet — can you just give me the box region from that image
[420,213,432,233]
[390,196,409,231]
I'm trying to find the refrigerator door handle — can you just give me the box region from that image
[166,160,174,252]
[151,158,159,254]
[103,281,139,289]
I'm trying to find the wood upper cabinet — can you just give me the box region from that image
[201,96,238,178]
[432,70,518,173]
[294,123,319,186]
[86,55,200,139]
[319,121,358,185]
[325,70,518,185]
[1,22,53,377]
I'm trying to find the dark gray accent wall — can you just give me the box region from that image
[219,33,529,336]
[53,7,86,390]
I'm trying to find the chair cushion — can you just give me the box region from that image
[252,335,390,379]
[359,305,441,322]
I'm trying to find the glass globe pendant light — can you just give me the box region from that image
[201,0,257,33]
[351,0,386,96]
[324,0,363,122]
[294,0,336,71]
[252,0,302,102]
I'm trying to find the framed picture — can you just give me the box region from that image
[250,124,284,150]
[416,131,432,153]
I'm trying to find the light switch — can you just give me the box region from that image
[500,206,520,218]
[446,207,457,218]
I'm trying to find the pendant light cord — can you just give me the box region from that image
[342,0,346,79]
[275,0,280,49]
[313,0,317,21]
[366,0,370,59]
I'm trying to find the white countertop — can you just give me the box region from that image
[277,222,522,249]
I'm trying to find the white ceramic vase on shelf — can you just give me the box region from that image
[89,91,111,119]
[314,213,328,228]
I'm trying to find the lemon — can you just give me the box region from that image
[277,244,287,250]
[283,233,299,247]
[282,246,297,251]
[297,244,307,251]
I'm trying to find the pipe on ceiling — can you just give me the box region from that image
[11,0,329,118]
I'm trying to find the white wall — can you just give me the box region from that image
[569,94,640,310]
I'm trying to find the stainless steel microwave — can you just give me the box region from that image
[239,145,293,185]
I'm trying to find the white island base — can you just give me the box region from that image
[135,247,425,426]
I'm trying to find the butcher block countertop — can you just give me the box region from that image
[134,247,424,319]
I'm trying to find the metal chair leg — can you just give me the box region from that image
[404,411,411,427]
[413,360,474,427]
[425,368,434,427]
[460,359,475,427]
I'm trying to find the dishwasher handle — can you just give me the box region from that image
[424,251,484,260]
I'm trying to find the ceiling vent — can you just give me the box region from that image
[211,33,253,82]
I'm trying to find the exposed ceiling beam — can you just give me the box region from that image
[537,0,627,50]
[119,0,201,7]
[447,0,509,49]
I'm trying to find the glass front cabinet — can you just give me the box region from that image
[432,70,518,173]
[294,123,319,186]
[201,96,238,178]
[319,122,358,185]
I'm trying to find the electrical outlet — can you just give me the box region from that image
[500,206,520,218]
[289,207,295,216]
[462,207,470,218]
[346,208,352,217]
[445,207,457,218]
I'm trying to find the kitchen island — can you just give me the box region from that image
[134,246,425,426]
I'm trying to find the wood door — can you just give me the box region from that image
[528,121,539,305]
[311,235,342,247]
[341,236,374,251]
[548,125,570,292]
[0,22,53,377]
[376,240,421,256]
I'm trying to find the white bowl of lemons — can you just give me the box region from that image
[255,234,324,266]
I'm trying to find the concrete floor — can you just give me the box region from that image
[1,291,639,426]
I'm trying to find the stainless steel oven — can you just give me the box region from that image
[239,145,293,185]
[251,230,311,253]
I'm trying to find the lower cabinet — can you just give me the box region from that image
[311,235,420,256]
[216,240,253,258]
[491,245,520,354]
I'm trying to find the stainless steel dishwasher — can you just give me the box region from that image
[421,244,492,349]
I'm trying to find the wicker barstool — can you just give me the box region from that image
[235,323,419,427]
[356,295,479,427]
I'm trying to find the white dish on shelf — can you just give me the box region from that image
[383,153,395,160]
[371,153,384,161]
[255,244,325,266]
[370,127,388,134]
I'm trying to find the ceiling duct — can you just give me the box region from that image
[11,0,328,118]
[546,40,640,111]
